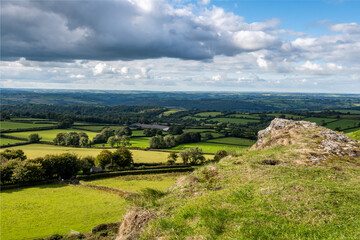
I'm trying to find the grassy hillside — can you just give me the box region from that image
[134,146,360,239]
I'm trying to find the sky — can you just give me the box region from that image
[1,0,360,93]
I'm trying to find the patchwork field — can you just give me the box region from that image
[5,129,99,142]
[0,138,27,146]
[3,144,170,163]
[326,119,360,130]
[303,117,337,125]
[227,114,260,119]
[1,184,127,240]
[170,142,249,154]
[207,137,255,146]
[195,112,223,117]
[83,173,184,192]
[0,121,55,130]
[210,118,259,124]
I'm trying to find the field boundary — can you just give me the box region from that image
[0,126,58,133]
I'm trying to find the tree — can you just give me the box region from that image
[43,153,81,179]
[79,156,95,174]
[179,147,205,165]
[54,133,66,145]
[28,133,41,143]
[112,148,133,168]
[115,127,132,137]
[119,135,131,148]
[149,135,166,149]
[167,152,178,165]
[64,132,80,146]
[205,132,214,140]
[79,137,89,147]
[107,136,117,148]
[168,126,183,135]
[164,135,176,148]
[95,150,113,169]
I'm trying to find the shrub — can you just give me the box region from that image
[167,152,178,165]
[95,150,113,169]
[213,150,228,162]
[28,133,41,143]
[179,147,205,165]
[11,160,45,183]
[0,149,26,161]
[112,148,133,168]
[149,135,166,149]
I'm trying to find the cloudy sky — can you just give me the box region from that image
[1,0,360,93]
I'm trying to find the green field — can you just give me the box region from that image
[1,184,127,240]
[210,118,259,124]
[227,114,260,119]
[195,112,222,117]
[6,129,99,142]
[347,130,360,141]
[0,121,55,130]
[170,142,249,154]
[182,116,204,121]
[161,110,181,116]
[335,110,360,114]
[266,113,304,119]
[303,117,337,125]
[83,173,184,192]
[2,144,170,163]
[0,137,27,146]
[73,125,110,132]
[326,119,360,130]
[207,137,255,146]
[10,118,52,121]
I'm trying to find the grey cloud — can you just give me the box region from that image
[1,0,281,61]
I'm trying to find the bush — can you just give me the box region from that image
[149,135,166,149]
[179,147,205,165]
[11,160,45,183]
[167,152,178,165]
[213,150,228,162]
[112,148,133,168]
[0,149,26,161]
[28,133,41,143]
[42,153,81,179]
[95,150,113,169]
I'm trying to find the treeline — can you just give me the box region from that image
[1,104,166,125]
[0,149,133,185]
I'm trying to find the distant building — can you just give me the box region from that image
[132,123,169,131]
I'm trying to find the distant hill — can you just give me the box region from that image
[1,88,360,112]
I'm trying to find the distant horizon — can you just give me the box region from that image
[1,87,360,95]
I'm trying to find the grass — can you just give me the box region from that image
[139,146,360,239]
[210,118,259,124]
[326,119,360,130]
[6,129,99,142]
[170,142,249,154]
[2,144,170,163]
[0,121,55,130]
[347,129,360,141]
[207,137,255,146]
[95,137,150,148]
[0,137,27,146]
[266,113,304,119]
[1,184,127,240]
[183,128,215,133]
[83,173,185,192]
[161,110,181,116]
[195,112,222,117]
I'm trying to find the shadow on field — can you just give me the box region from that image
[1,183,67,194]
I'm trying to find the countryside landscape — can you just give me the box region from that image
[1,0,360,239]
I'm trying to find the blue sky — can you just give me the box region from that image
[1,0,360,93]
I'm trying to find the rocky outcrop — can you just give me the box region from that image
[252,118,360,161]
[116,209,152,240]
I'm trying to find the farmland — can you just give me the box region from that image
[347,130,360,141]
[170,142,249,153]
[210,117,259,124]
[0,138,26,145]
[83,173,184,192]
[5,129,99,142]
[4,144,172,163]
[207,137,255,146]
[1,184,127,240]
[0,121,55,130]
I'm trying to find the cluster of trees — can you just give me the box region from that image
[53,132,90,147]
[167,148,229,165]
[149,132,201,149]
[143,128,163,137]
[95,149,133,170]
[0,148,134,185]
[93,127,132,145]
[0,149,94,184]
